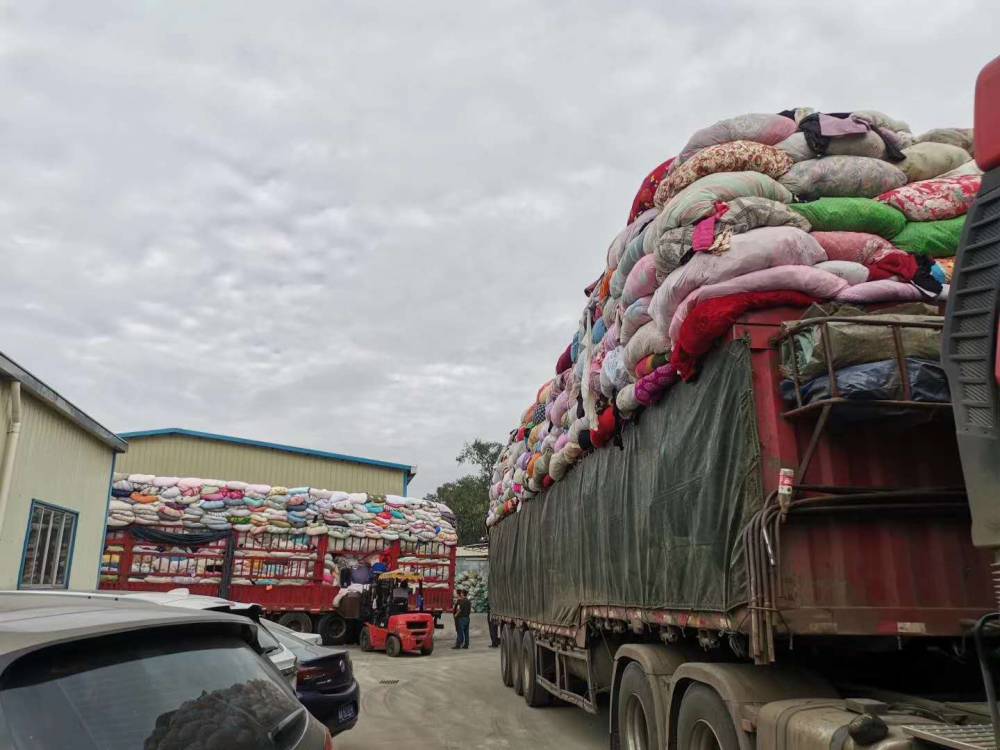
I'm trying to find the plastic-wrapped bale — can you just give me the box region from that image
[647,225,826,336]
[455,570,489,613]
[654,141,793,206]
[891,216,966,258]
[652,171,793,231]
[898,142,971,182]
[675,113,798,165]
[779,156,907,200]
[788,197,906,238]
[915,127,975,155]
[876,175,981,222]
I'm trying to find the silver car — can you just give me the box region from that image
[10,588,302,685]
[0,591,333,749]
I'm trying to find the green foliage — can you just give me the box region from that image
[425,439,503,546]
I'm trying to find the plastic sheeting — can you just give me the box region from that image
[781,357,950,406]
[489,341,761,626]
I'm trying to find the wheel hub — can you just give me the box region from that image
[623,695,649,750]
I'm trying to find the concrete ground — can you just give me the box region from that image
[336,614,607,750]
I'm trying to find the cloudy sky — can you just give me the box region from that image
[0,1,996,494]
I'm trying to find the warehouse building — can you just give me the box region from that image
[117,428,416,496]
[0,353,127,591]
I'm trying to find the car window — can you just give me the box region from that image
[0,627,305,750]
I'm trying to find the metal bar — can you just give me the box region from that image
[775,317,943,338]
[891,324,912,401]
[788,488,967,505]
[787,326,805,409]
[795,484,965,495]
[821,322,840,399]
[37,509,52,586]
[25,507,41,585]
[49,515,66,585]
[794,401,832,484]
[782,399,951,419]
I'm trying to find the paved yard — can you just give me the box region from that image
[336,614,607,750]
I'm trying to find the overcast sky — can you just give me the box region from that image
[0,1,996,495]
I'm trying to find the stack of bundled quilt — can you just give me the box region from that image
[107,472,457,586]
[487,108,977,527]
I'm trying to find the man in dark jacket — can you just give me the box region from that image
[452,589,471,649]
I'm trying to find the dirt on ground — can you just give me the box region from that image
[336,614,607,750]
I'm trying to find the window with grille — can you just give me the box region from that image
[19,500,77,589]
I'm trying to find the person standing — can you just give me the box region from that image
[452,589,471,649]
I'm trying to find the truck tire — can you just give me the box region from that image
[520,632,551,707]
[510,629,524,696]
[676,684,739,750]
[317,613,349,645]
[500,625,514,687]
[386,635,402,658]
[359,627,373,652]
[617,662,661,750]
[277,612,312,633]
[421,641,434,656]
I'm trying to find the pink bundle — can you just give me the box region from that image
[810,231,896,264]
[634,364,679,406]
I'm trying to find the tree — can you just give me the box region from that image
[456,439,503,484]
[425,439,503,546]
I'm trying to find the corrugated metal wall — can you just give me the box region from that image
[117,435,407,495]
[0,390,115,590]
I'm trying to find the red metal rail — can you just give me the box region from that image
[101,528,457,617]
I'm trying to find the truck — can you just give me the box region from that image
[99,526,456,644]
[488,63,1000,750]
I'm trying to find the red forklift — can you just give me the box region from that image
[357,571,435,657]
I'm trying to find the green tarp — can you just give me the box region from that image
[489,341,762,627]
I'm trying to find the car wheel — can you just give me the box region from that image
[359,627,373,652]
[500,625,514,687]
[510,629,524,696]
[277,612,313,633]
[617,662,660,750]
[420,641,434,656]
[386,635,402,657]
[317,613,349,645]
[521,631,551,707]
[676,684,740,750]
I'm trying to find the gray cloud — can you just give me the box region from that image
[1,0,996,494]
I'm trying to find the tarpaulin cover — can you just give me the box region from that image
[489,341,761,626]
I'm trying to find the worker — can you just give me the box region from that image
[452,589,471,650]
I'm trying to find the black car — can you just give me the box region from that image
[264,620,360,736]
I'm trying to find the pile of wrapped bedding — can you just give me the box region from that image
[107,473,457,585]
[455,570,489,613]
[487,109,977,527]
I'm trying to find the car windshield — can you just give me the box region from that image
[263,622,330,661]
[0,627,304,750]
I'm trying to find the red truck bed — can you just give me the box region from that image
[491,306,993,664]
[100,528,456,618]
[734,307,992,661]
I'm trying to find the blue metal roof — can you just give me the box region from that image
[118,428,416,477]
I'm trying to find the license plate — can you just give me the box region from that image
[338,704,356,723]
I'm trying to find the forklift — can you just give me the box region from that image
[357,570,435,657]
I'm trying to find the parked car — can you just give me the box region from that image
[263,619,361,736]
[0,591,333,749]
[8,588,301,685]
[266,617,324,645]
